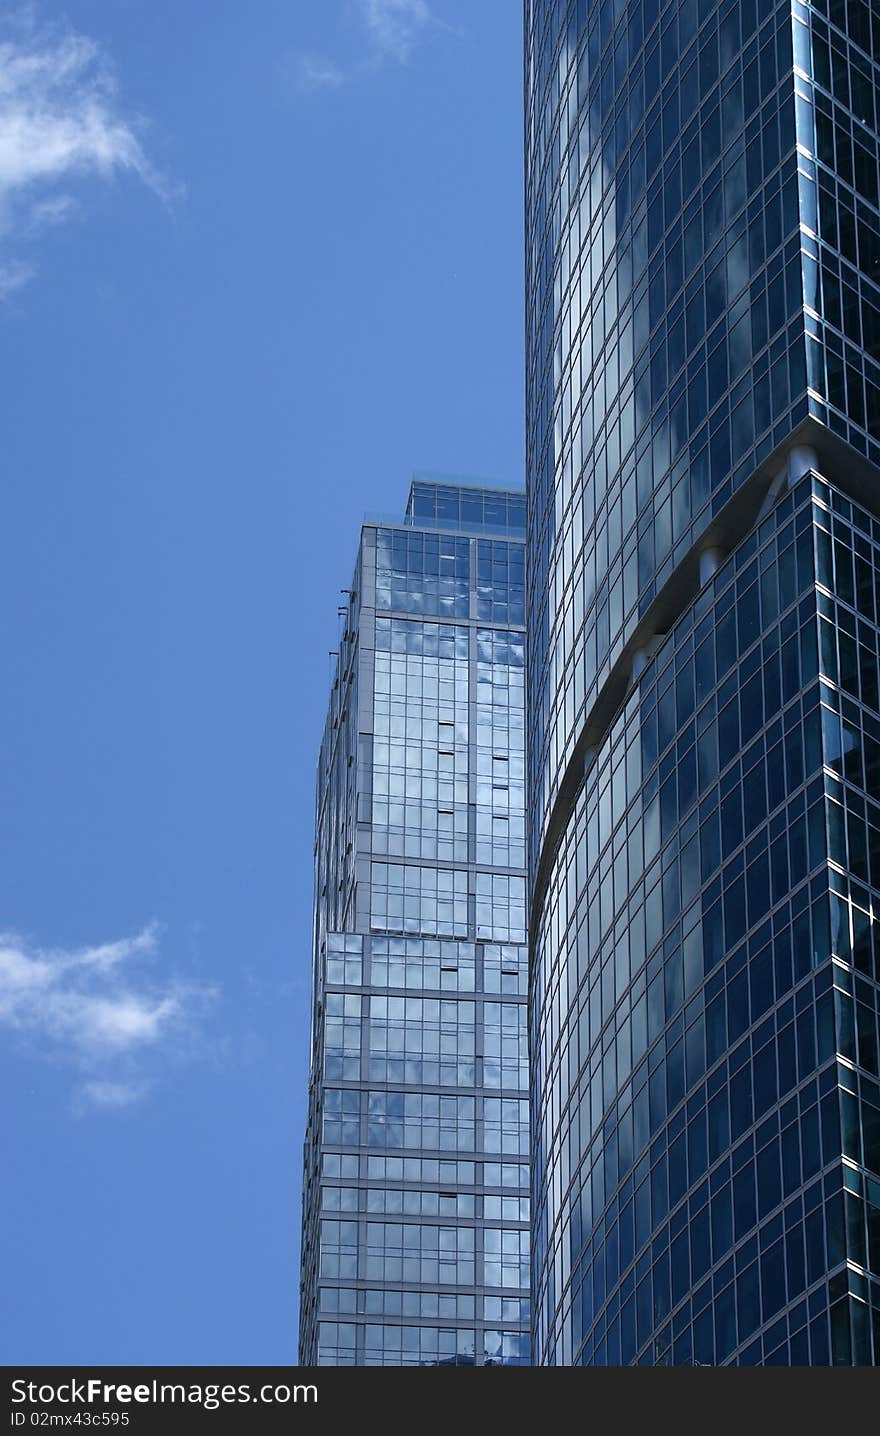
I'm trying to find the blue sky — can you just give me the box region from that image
[0,1,523,1364]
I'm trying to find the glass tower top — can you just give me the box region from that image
[406,479,527,536]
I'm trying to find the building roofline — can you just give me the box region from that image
[407,471,525,498]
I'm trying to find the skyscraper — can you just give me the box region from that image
[525,0,880,1365]
[299,479,531,1366]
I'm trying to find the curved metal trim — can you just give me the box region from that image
[528,415,880,950]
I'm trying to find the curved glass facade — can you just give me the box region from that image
[526,0,880,1364]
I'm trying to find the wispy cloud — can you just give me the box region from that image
[361,0,432,63]
[0,924,215,1111]
[292,0,444,94]
[75,1079,146,1112]
[0,8,167,297]
[295,53,346,93]
[0,255,32,296]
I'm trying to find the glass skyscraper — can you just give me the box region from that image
[299,480,531,1366]
[526,0,880,1365]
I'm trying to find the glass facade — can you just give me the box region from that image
[299,482,530,1366]
[525,0,880,1364]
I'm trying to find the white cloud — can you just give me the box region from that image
[292,0,441,93]
[0,255,32,296]
[0,924,214,1110]
[361,0,432,63]
[0,9,166,296]
[23,192,78,232]
[295,53,345,93]
[75,1079,145,1112]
